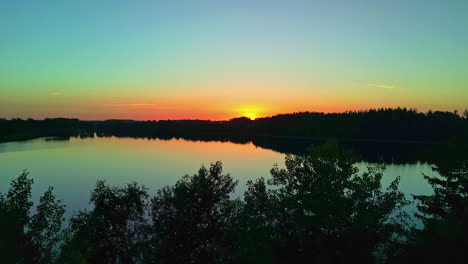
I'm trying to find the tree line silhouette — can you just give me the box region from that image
[0,118,80,143]
[2,108,467,164]
[2,108,468,143]
[1,142,466,263]
[94,108,468,142]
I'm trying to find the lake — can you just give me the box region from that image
[0,136,438,222]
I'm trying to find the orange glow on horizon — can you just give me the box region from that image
[243,114,258,120]
[234,106,264,120]
[2,87,459,121]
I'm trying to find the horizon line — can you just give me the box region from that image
[1,107,464,122]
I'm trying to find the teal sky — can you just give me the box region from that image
[1,0,467,120]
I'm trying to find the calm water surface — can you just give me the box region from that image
[0,137,437,220]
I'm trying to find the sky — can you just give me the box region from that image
[1,0,467,120]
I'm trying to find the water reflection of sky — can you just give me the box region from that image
[1,137,436,223]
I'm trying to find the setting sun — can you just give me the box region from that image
[236,106,264,120]
[243,113,258,120]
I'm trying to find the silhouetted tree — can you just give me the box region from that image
[395,141,468,263]
[29,187,66,263]
[225,177,279,263]
[0,171,65,263]
[148,161,238,263]
[58,181,149,263]
[0,171,38,263]
[234,143,410,263]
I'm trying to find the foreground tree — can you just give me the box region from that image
[148,161,238,263]
[0,171,65,263]
[235,143,410,263]
[395,141,468,263]
[29,187,66,263]
[58,181,149,263]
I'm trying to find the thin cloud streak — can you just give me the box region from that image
[368,84,397,89]
[108,103,157,107]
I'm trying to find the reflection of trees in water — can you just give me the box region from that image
[77,132,450,164]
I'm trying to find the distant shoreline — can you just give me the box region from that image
[2,109,466,148]
[0,134,441,145]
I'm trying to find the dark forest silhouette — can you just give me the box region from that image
[2,108,468,143]
[1,142,466,263]
[2,108,468,164]
[0,118,80,143]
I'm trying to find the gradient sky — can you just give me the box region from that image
[1,0,467,120]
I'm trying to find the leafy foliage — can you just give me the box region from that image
[148,161,238,263]
[0,171,65,263]
[395,141,468,263]
[58,181,149,263]
[29,187,66,262]
[235,143,409,263]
